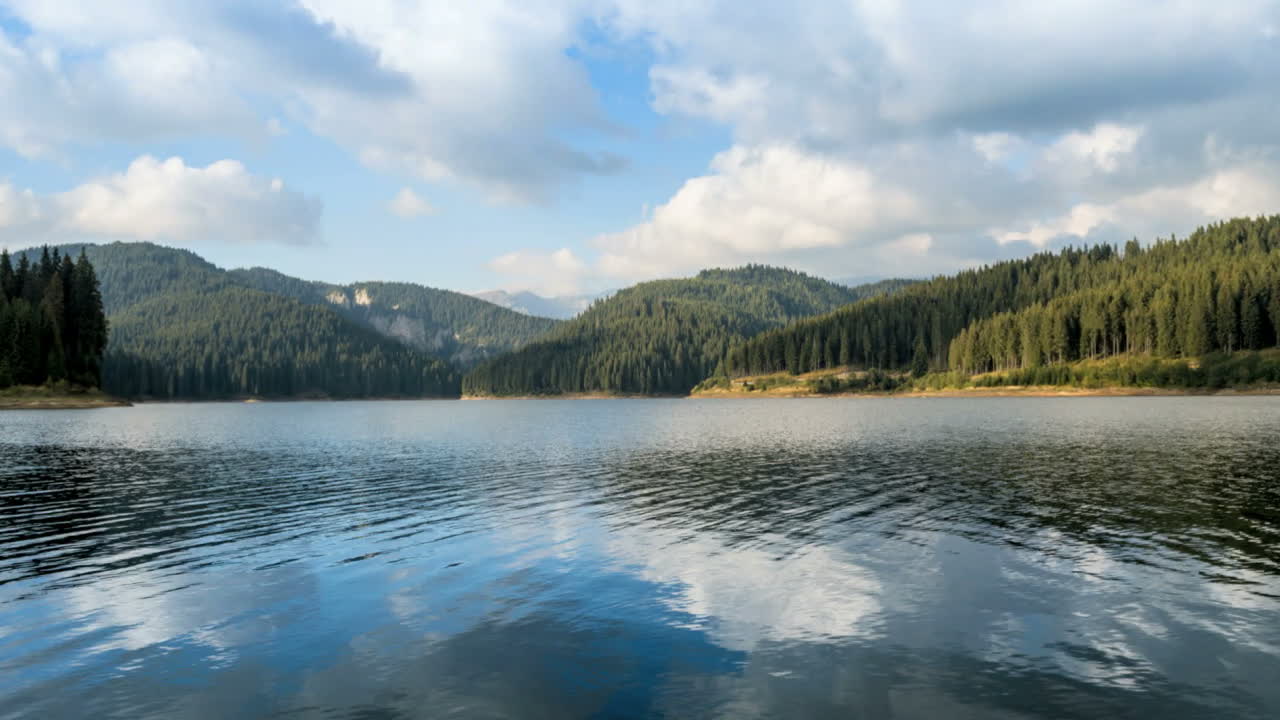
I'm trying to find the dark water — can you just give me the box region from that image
[1,399,1278,719]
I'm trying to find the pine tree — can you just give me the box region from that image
[72,250,108,386]
[16,254,32,304]
[911,336,929,377]
[1215,282,1238,353]
[0,250,13,300]
[0,291,11,386]
[1240,281,1263,350]
[40,272,67,382]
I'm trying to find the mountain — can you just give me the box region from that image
[720,216,1280,384]
[831,275,919,290]
[102,287,459,399]
[834,277,919,298]
[228,269,559,367]
[462,265,907,396]
[17,242,559,399]
[469,289,604,319]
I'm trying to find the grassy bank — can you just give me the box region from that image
[0,384,131,410]
[692,350,1280,398]
[462,392,685,400]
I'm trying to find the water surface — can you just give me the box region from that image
[2,398,1278,719]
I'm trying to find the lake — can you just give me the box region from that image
[1,398,1278,719]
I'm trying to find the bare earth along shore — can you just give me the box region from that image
[462,386,1280,400]
[689,385,1280,399]
[0,388,131,410]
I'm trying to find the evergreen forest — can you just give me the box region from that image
[9,215,1280,402]
[720,216,1280,386]
[102,287,459,399]
[0,247,108,389]
[462,267,913,396]
[10,243,553,400]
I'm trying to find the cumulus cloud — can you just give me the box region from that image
[0,156,321,246]
[996,164,1280,247]
[1044,123,1145,174]
[0,0,622,202]
[388,187,435,219]
[995,203,1118,248]
[3,1,1280,280]
[591,144,919,281]
[582,0,1280,280]
[0,31,262,157]
[488,247,588,296]
[606,1,1279,143]
[972,133,1028,167]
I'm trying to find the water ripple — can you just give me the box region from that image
[0,398,1278,719]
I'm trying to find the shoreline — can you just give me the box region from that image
[0,393,132,410]
[462,392,686,400]
[690,385,1280,399]
[7,387,1278,407]
[128,395,459,404]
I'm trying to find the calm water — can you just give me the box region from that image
[1,398,1278,719]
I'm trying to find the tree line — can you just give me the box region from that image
[103,287,460,399]
[463,266,911,396]
[724,216,1280,380]
[34,242,554,400]
[0,247,108,389]
[947,237,1280,374]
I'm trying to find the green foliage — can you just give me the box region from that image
[102,288,459,399]
[14,242,556,400]
[0,247,108,389]
[809,369,908,394]
[920,351,1280,391]
[228,269,558,367]
[946,218,1280,375]
[726,216,1280,386]
[463,266,905,396]
[910,336,929,378]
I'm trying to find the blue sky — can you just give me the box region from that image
[1,1,1278,296]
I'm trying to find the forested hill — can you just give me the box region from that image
[102,287,458,399]
[13,242,556,399]
[44,243,557,369]
[227,269,559,367]
[720,215,1280,381]
[462,266,912,396]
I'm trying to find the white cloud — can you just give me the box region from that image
[0,155,321,246]
[3,0,1280,278]
[886,233,933,257]
[388,187,435,219]
[1044,123,1145,174]
[972,132,1027,166]
[996,203,1117,247]
[488,247,587,295]
[0,0,621,202]
[607,1,1279,143]
[996,164,1280,247]
[0,184,44,229]
[583,0,1280,280]
[592,144,919,281]
[0,30,262,157]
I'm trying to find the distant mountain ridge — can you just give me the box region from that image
[228,268,559,367]
[469,289,604,319]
